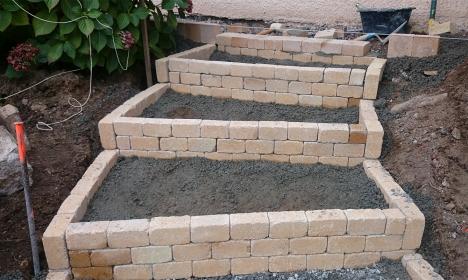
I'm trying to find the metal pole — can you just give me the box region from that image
[140,0,153,87]
[430,0,437,20]
[14,122,40,276]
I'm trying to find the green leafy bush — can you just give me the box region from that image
[0,0,191,77]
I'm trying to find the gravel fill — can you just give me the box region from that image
[84,157,387,221]
[198,259,409,280]
[209,50,368,69]
[141,90,359,123]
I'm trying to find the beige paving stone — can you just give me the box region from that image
[57,195,89,221]
[290,155,319,164]
[72,267,112,280]
[311,83,337,97]
[201,120,229,138]
[349,69,366,86]
[43,215,73,269]
[288,122,318,141]
[269,255,306,272]
[114,264,152,280]
[245,78,266,91]
[230,212,269,240]
[258,49,275,59]
[345,209,386,235]
[302,38,323,53]
[258,121,288,140]
[328,236,365,253]
[191,85,211,96]
[193,259,230,278]
[46,270,71,280]
[107,219,149,248]
[171,83,191,94]
[387,34,414,58]
[245,140,274,154]
[264,37,283,50]
[318,123,349,143]
[180,72,201,85]
[189,60,211,74]
[312,54,332,64]
[334,143,365,157]
[176,151,204,158]
[153,261,192,279]
[131,246,172,264]
[205,152,233,161]
[293,53,312,63]
[274,50,292,60]
[324,68,351,84]
[130,136,159,151]
[232,36,249,48]
[251,239,289,256]
[98,117,116,149]
[381,250,415,260]
[354,56,375,66]
[155,58,169,83]
[252,64,276,79]
[171,119,201,137]
[383,208,406,235]
[319,156,348,166]
[306,209,347,236]
[261,154,290,163]
[229,121,258,139]
[412,35,440,58]
[289,81,312,95]
[143,119,172,137]
[248,37,265,49]
[232,89,254,101]
[348,157,365,166]
[173,243,211,261]
[274,141,303,155]
[114,118,143,136]
[342,41,371,56]
[405,258,444,280]
[212,240,250,259]
[299,95,322,107]
[290,237,327,254]
[364,120,384,158]
[191,214,230,243]
[365,235,403,252]
[241,48,258,56]
[66,221,109,250]
[159,137,188,151]
[231,257,268,275]
[90,248,131,266]
[344,252,381,268]
[332,55,354,65]
[323,97,348,108]
[222,76,244,89]
[69,250,90,268]
[349,124,367,144]
[307,253,344,270]
[298,68,324,83]
[209,61,232,76]
[217,139,245,153]
[147,151,176,159]
[303,142,333,156]
[275,67,299,81]
[188,138,216,152]
[321,40,343,54]
[149,216,190,245]
[268,211,308,238]
[363,67,380,100]
[232,153,261,161]
[253,91,276,103]
[169,72,180,83]
[283,38,303,52]
[337,85,363,98]
[266,80,288,92]
[201,74,222,87]
[275,93,299,105]
[231,63,253,77]
[168,58,189,72]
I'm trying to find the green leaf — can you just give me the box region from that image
[48,42,63,63]
[60,21,76,35]
[149,29,159,46]
[87,10,102,19]
[107,34,123,49]
[37,44,50,64]
[99,0,109,10]
[105,54,118,73]
[69,30,83,48]
[83,0,99,10]
[63,41,76,59]
[1,1,20,12]
[167,11,177,30]
[0,11,12,31]
[44,0,60,11]
[78,39,90,55]
[133,6,149,20]
[117,13,129,29]
[78,18,94,36]
[129,14,139,27]
[5,65,23,79]
[95,13,113,30]
[11,11,29,26]
[61,0,82,19]
[127,25,140,42]
[91,30,107,52]
[74,54,88,69]
[161,0,178,10]
[32,10,57,36]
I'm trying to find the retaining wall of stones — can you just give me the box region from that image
[43,149,425,279]
[98,83,384,166]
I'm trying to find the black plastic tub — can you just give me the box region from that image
[358,7,415,34]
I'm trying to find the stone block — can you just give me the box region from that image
[289,155,319,164]
[332,55,354,65]
[107,219,149,248]
[176,151,204,158]
[381,250,415,260]
[232,36,249,48]
[201,74,222,87]
[66,221,109,250]
[46,271,71,280]
[303,142,333,156]
[274,141,303,155]
[191,85,211,96]
[168,58,189,72]
[155,58,169,82]
[212,240,250,259]
[253,91,276,103]
[268,211,308,238]
[405,258,444,280]
[171,119,201,137]
[302,38,323,53]
[205,152,233,161]
[293,53,312,63]
[319,156,348,166]
[231,63,253,77]
[298,68,324,83]
[147,151,176,159]
[57,195,88,221]
[288,122,318,141]
[169,71,180,84]
[231,257,268,275]
[153,261,192,279]
[114,264,152,280]
[217,139,245,153]
[131,246,172,264]
[245,140,274,154]
[299,95,322,107]
[191,214,230,242]
[171,83,191,94]
[69,250,90,268]
[142,118,172,138]
[275,93,299,105]
[383,208,406,235]
[230,212,269,239]
[349,124,367,144]
[312,54,332,64]
[388,34,414,58]
[232,153,261,161]
[188,138,216,152]
[114,118,142,136]
[229,121,258,140]
[306,209,347,236]
[289,81,312,95]
[241,48,258,56]
[244,78,266,91]
[222,76,243,89]
[43,215,73,269]
[364,120,384,158]
[343,252,381,268]
[130,136,159,151]
[264,37,283,50]
[323,97,348,108]
[98,117,116,149]
[321,40,343,54]
[348,157,365,166]
[324,68,351,84]
[342,41,371,56]
[266,80,288,92]
[201,120,229,138]
[349,69,366,86]
[345,209,386,235]
[307,254,344,270]
[258,49,275,59]
[72,267,112,280]
[274,50,292,60]
[189,60,211,74]
[318,123,349,143]
[251,239,289,256]
[90,248,131,266]
[365,235,403,251]
[275,67,299,81]
[261,154,290,163]
[363,67,380,99]
[412,35,440,58]
[269,255,306,272]
[315,29,337,39]
[337,85,363,98]
[258,121,288,140]
[192,259,230,278]
[311,83,337,97]
[327,236,365,253]
[159,137,188,151]
[290,237,327,254]
[252,64,276,79]
[248,37,265,49]
[334,144,365,157]
[172,243,211,261]
[232,89,254,101]
[209,61,232,76]
[283,38,303,52]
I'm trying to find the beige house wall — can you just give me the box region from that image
[191,0,468,31]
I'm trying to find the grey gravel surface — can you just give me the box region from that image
[84,157,387,221]
[141,90,359,123]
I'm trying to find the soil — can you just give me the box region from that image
[141,89,359,123]
[201,259,409,280]
[84,157,386,221]
[209,50,368,69]
[375,35,468,280]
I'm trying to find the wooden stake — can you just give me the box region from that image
[140,0,153,87]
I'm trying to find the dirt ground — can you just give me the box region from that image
[142,89,359,123]
[84,157,386,221]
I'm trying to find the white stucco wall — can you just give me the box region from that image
[191,0,468,30]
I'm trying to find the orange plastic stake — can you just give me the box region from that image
[15,122,27,163]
